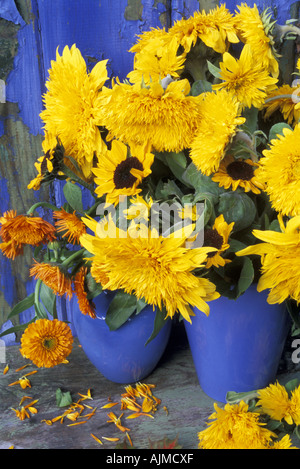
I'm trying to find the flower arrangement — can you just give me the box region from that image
[1,2,300,369]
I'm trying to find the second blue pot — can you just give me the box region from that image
[184,286,291,403]
[73,291,172,383]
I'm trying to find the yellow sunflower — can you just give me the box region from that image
[0,211,56,247]
[92,140,154,206]
[212,154,265,194]
[234,3,279,77]
[40,44,108,179]
[80,217,219,323]
[53,208,86,244]
[127,34,185,85]
[98,78,203,153]
[168,4,239,54]
[73,267,96,319]
[190,89,245,175]
[257,381,300,426]
[20,318,73,368]
[203,215,234,268]
[30,260,73,299]
[198,401,276,449]
[263,83,300,127]
[213,44,278,109]
[236,214,300,304]
[256,124,300,217]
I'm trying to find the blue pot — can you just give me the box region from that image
[73,291,172,383]
[184,286,291,403]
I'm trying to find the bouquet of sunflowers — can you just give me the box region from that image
[1,2,300,368]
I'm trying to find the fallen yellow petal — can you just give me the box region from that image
[91,433,103,445]
[126,432,133,447]
[15,364,30,372]
[41,419,53,425]
[101,402,119,409]
[102,437,120,442]
[67,420,88,426]
[3,364,9,375]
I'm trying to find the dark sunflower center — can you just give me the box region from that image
[203,228,223,257]
[113,157,144,189]
[42,337,57,351]
[226,160,254,181]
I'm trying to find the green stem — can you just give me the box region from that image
[34,278,46,318]
[27,201,59,216]
[61,164,96,195]
[61,248,85,268]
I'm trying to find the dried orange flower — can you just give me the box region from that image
[0,211,56,246]
[73,267,96,318]
[30,260,73,299]
[53,208,86,244]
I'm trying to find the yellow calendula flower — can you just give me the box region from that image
[30,260,73,299]
[236,215,300,304]
[20,318,73,368]
[203,215,234,269]
[256,124,300,217]
[213,44,278,109]
[40,44,108,179]
[168,4,239,54]
[257,381,300,426]
[212,154,265,194]
[263,83,300,127]
[93,140,154,206]
[198,401,276,449]
[190,89,245,175]
[128,34,185,85]
[234,3,279,77]
[53,208,86,244]
[98,79,203,153]
[80,217,219,323]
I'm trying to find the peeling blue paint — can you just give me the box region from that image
[0,0,26,26]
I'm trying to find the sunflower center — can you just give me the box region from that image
[42,337,57,351]
[203,228,223,257]
[226,160,254,181]
[113,157,144,189]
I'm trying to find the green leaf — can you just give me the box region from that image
[63,181,84,213]
[105,291,137,331]
[269,122,292,142]
[191,79,212,96]
[6,293,35,320]
[237,257,254,297]
[145,307,168,346]
[56,388,73,408]
[40,282,56,317]
[242,106,259,133]
[217,191,256,232]
[136,298,147,314]
[0,317,36,339]
[285,378,300,394]
[182,163,222,202]
[207,60,221,79]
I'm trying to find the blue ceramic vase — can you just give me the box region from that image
[73,291,172,383]
[184,285,291,403]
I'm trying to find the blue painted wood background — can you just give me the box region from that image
[0,0,298,344]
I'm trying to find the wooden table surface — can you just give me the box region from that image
[1,323,299,450]
[0,324,217,450]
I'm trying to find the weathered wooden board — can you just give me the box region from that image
[0,0,299,346]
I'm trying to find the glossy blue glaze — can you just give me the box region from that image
[184,286,291,402]
[73,291,172,383]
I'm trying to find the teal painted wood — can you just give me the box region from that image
[0,0,299,345]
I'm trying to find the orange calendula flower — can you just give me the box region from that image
[0,211,56,247]
[30,260,73,299]
[53,208,86,244]
[73,267,96,318]
[11,400,39,421]
[20,318,73,368]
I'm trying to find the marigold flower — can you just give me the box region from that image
[53,208,86,244]
[20,318,73,368]
[30,260,73,299]
[0,211,56,247]
[73,267,96,318]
